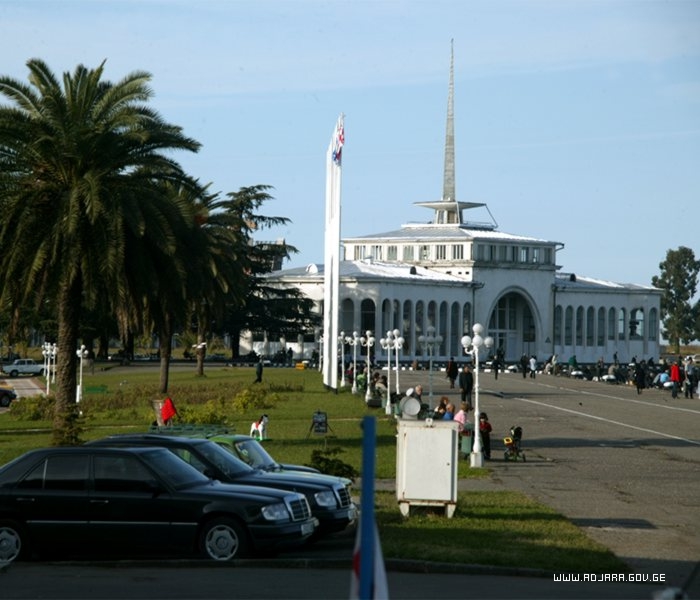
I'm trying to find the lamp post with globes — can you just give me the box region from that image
[338,332,347,387]
[361,330,375,402]
[348,332,361,394]
[42,342,56,395]
[417,325,443,410]
[76,345,89,404]
[461,323,494,468]
[380,329,404,414]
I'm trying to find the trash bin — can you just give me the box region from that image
[460,423,474,457]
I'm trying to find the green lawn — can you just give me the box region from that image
[0,363,628,573]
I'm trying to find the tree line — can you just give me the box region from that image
[0,59,316,445]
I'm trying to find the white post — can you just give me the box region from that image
[394,329,404,397]
[351,331,360,394]
[339,332,346,387]
[362,330,375,402]
[76,345,87,404]
[462,324,493,468]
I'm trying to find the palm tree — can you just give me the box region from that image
[0,59,200,444]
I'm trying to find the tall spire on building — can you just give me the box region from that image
[413,41,497,230]
[443,38,456,204]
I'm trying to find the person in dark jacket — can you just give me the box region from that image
[458,365,473,410]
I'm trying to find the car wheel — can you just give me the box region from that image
[9,370,18,378]
[0,519,28,564]
[198,517,249,561]
[0,395,10,408]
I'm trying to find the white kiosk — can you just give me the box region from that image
[395,417,460,518]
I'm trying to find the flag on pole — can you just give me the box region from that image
[350,416,389,600]
[323,114,343,390]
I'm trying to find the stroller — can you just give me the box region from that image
[503,425,525,461]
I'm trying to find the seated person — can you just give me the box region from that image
[442,402,455,420]
[433,396,448,419]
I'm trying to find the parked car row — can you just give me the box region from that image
[0,433,356,565]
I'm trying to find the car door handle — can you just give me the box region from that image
[90,499,110,504]
[16,497,35,502]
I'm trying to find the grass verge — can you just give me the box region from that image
[0,363,628,573]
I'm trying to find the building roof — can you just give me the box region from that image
[554,272,659,292]
[267,259,469,284]
[344,224,561,245]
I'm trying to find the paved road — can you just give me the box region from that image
[1,368,698,599]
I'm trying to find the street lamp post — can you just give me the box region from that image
[380,329,404,415]
[338,332,347,387]
[461,323,494,468]
[417,325,443,410]
[349,332,361,394]
[42,342,55,395]
[76,345,89,404]
[361,330,375,402]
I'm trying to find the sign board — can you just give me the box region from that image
[311,410,328,434]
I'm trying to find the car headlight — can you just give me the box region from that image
[261,502,290,521]
[314,490,337,508]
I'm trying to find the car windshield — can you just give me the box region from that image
[195,440,255,477]
[232,439,278,470]
[139,448,211,489]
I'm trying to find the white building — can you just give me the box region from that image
[259,47,661,368]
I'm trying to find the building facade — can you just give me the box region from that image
[255,46,661,367]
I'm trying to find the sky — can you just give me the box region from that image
[1,0,699,288]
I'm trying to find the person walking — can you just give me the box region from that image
[670,361,681,399]
[520,354,528,379]
[633,360,646,395]
[458,364,474,411]
[446,357,458,389]
[478,412,492,460]
[529,355,537,379]
[254,358,264,383]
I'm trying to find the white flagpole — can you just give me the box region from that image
[323,114,343,390]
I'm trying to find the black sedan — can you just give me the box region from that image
[88,434,357,536]
[0,446,317,564]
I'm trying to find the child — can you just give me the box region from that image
[479,412,492,459]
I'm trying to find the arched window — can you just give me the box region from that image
[415,301,424,342]
[630,308,644,339]
[608,308,616,341]
[586,306,595,346]
[565,306,573,345]
[554,305,563,345]
[402,300,413,355]
[576,306,584,346]
[450,302,461,357]
[360,299,375,337]
[341,298,354,333]
[597,307,606,346]
[462,302,472,335]
[648,307,658,342]
[618,308,627,341]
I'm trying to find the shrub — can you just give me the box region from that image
[308,446,359,482]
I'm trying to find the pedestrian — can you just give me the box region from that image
[458,364,473,410]
[446,357,458,389]
[520,354,528,379]
[633,360,646,395]
[684,358,695,399]
[478,412,492,460]
[254,358,264,383]
[529,355,537,379]
[670,361,681,399]
[453,401,469,431]
[433,396,449,419]
[442,402,455,420]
